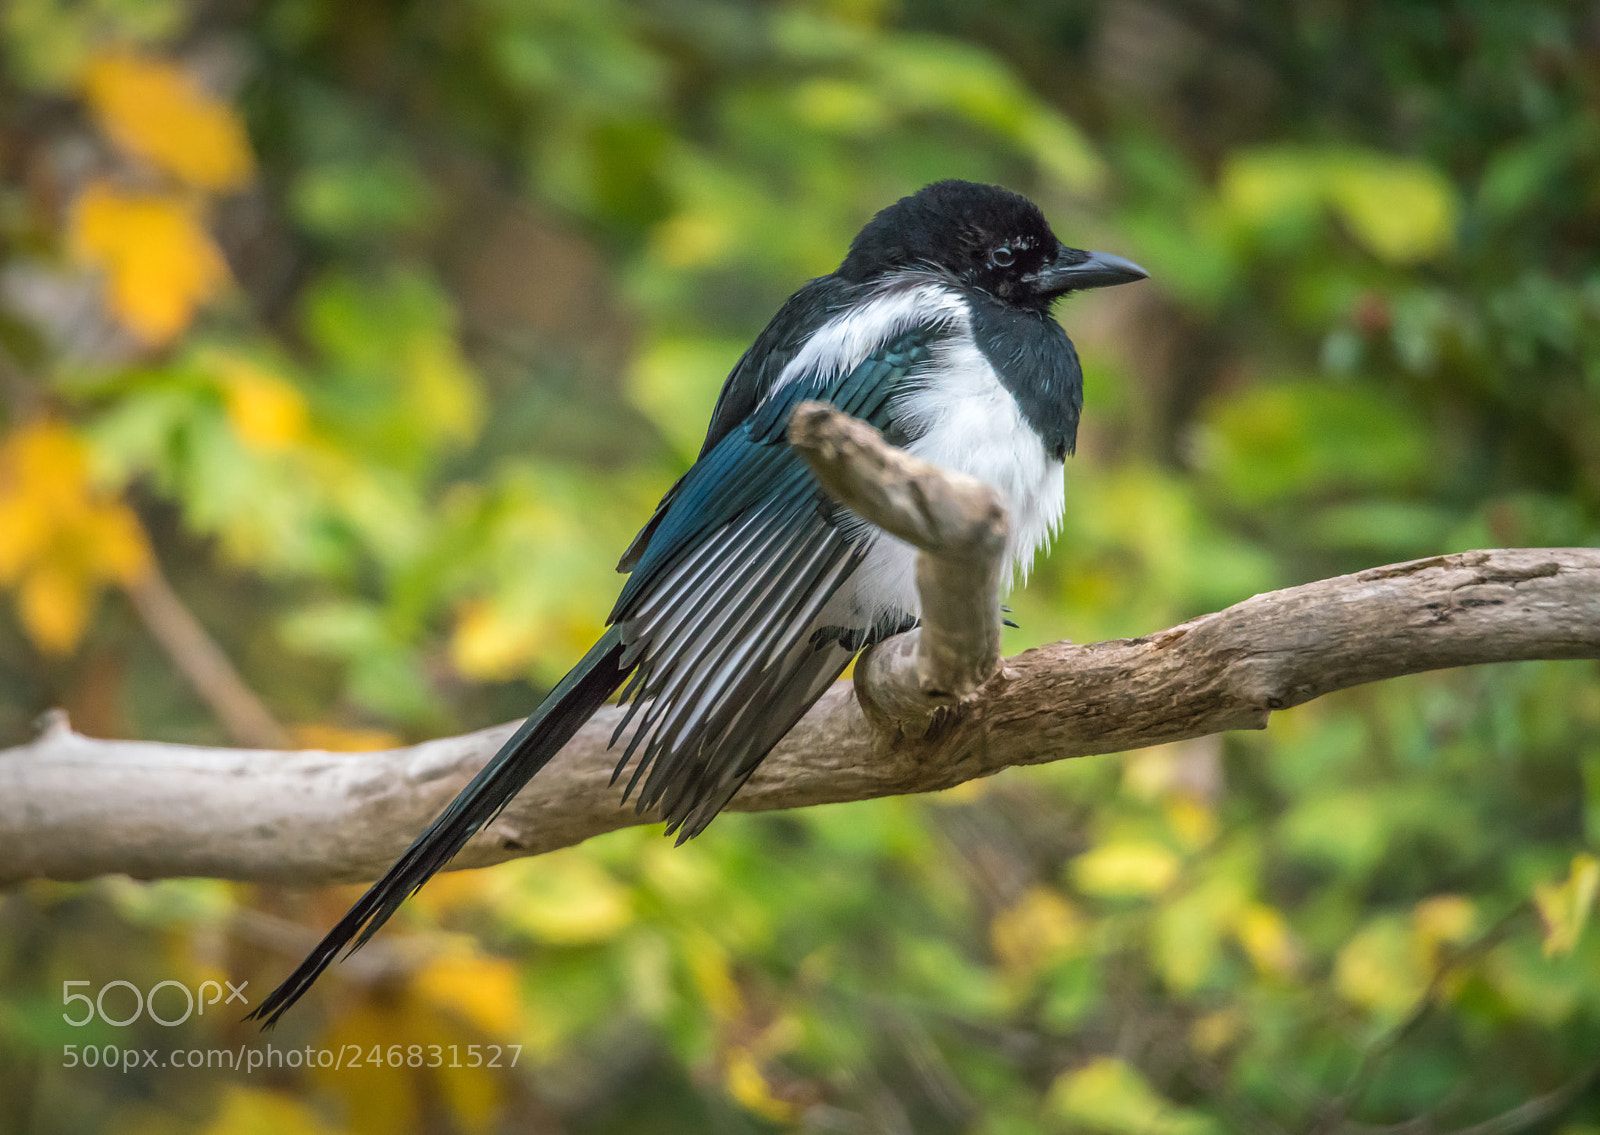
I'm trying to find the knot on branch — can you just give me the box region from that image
[33,708,74,742]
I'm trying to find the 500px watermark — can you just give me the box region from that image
[63,1043,523,1073]
[62,980,249,1027]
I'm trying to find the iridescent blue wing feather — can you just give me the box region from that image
[608,326,935,837]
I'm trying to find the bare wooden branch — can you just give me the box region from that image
[788,401,1008,724]
[3,547,1597,886]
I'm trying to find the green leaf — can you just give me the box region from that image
[1220,146,1458,263]
[1326,154,1458,263]
[1195,380,1430,506]
[626,336,745,460]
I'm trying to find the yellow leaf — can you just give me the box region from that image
[0,423,150,653]
[1535,854,1600,958]
[1407,895,1477,1000]
[201,1086,340,1135]
[82,51,254,190]
[0,422,91,542]
[479,851,635,945]
[1413,894,1476,963]
[314,1004,423,1133]
[1335,918,1426,1017]
[211,354,309,451]
[725,1048,800,1124]
[434,1060,501,1135]
[1219,149,1322,226]
[1233,902,1300,978]
[990,886,1084,973]
[450,598,545,680]
[312,993,508,1134]
[685,931,743,1024]
[85,502,149,582]
[412,952,522,1040]
[1048,1057,1216,1135]
[1072,840,1181,898]
[1328,156,1458,263]
[71,181,229,344]
[0,489,51,585]
[1165,797,1217,851]
[18,564,90,655]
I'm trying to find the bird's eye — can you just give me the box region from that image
[990,246,1014,268]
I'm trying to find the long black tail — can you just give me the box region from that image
[248,627,631,1028]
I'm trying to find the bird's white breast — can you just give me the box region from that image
[843,334,1066,625]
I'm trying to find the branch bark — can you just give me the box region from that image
[1,408,1597,887]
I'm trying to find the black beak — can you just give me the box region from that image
[1027,246,1148,297]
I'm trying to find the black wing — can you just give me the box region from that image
[607,322,936,837]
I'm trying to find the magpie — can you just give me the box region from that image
[249,179,1146,1027]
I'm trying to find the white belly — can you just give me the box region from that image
[839,336,1066,626]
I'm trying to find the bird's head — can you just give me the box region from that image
[838,180,1146,311]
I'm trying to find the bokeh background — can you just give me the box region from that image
[3,1,1600,1132]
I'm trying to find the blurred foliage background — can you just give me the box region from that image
[2,0,1600,1132]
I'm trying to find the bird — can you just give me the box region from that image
[248,179,1146,1027]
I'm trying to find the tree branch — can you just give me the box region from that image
[123,560,291,750]
[788,401,1009,724]
[1,407,1598,887]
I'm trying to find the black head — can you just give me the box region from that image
[838,180,1146,310]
